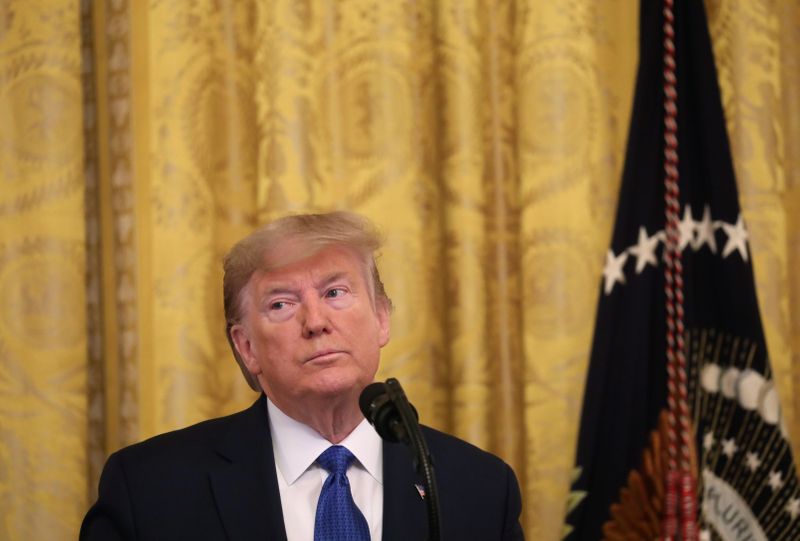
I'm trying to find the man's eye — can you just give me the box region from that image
[270,301,287,310]
[325,288,346,298]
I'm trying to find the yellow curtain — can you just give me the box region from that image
[0,1,88,539]
[0,1,797,539]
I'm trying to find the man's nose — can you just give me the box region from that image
[301,297,331,338]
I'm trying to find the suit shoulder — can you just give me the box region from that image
[420,425,510,473]
[111,406,252,465]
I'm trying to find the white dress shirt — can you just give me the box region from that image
[267,398,384,541]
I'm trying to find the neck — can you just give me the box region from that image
[271,393,364,444]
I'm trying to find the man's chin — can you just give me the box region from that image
[305,371,365,400]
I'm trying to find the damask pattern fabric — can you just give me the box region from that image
[0,1,798,540]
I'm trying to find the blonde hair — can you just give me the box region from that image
[223,211,391,391]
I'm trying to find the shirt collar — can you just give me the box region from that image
[267,397,383,486]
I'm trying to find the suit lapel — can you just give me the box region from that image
[382,441,427,541]
[209,395,287,541]
[208,396,431,541]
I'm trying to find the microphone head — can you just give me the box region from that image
[359,382,387,419]
[359,381,404,443]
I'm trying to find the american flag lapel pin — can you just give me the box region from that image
[414,483,426,500]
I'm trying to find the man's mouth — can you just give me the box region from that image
[306,350,344,363]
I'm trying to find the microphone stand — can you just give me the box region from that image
[385,378,442,541]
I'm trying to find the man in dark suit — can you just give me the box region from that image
[81,212,524,540]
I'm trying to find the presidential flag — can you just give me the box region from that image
[564,1,800,540]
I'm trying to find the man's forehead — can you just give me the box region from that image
[252,243,366,285]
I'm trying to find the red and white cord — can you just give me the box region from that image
[661,0,697,539]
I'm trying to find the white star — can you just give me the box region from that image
[786,498,800,520]
[746,452,761,472]
[677,205,696,252]
[703,431,715,451]
[693,205,718,253]
[722,438,738,458]
[699,529,712,541]
[721,213,749,261]
[768,470,784,491]
[628,227,660,273]
[602,249,628,295]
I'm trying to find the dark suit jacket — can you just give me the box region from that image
[81,394,524,540]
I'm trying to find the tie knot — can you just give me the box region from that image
[317,445,356,475]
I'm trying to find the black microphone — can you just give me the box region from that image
[359,381,418,444]
[359,378,441,541]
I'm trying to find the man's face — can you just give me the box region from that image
[230,244,390,414]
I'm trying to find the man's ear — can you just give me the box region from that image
[229,324,261,376]
[376,300,391,348]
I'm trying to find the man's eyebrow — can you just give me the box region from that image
[258,272,352,299]
[260,285,298,299]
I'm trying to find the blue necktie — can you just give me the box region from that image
[314,445,371,541]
